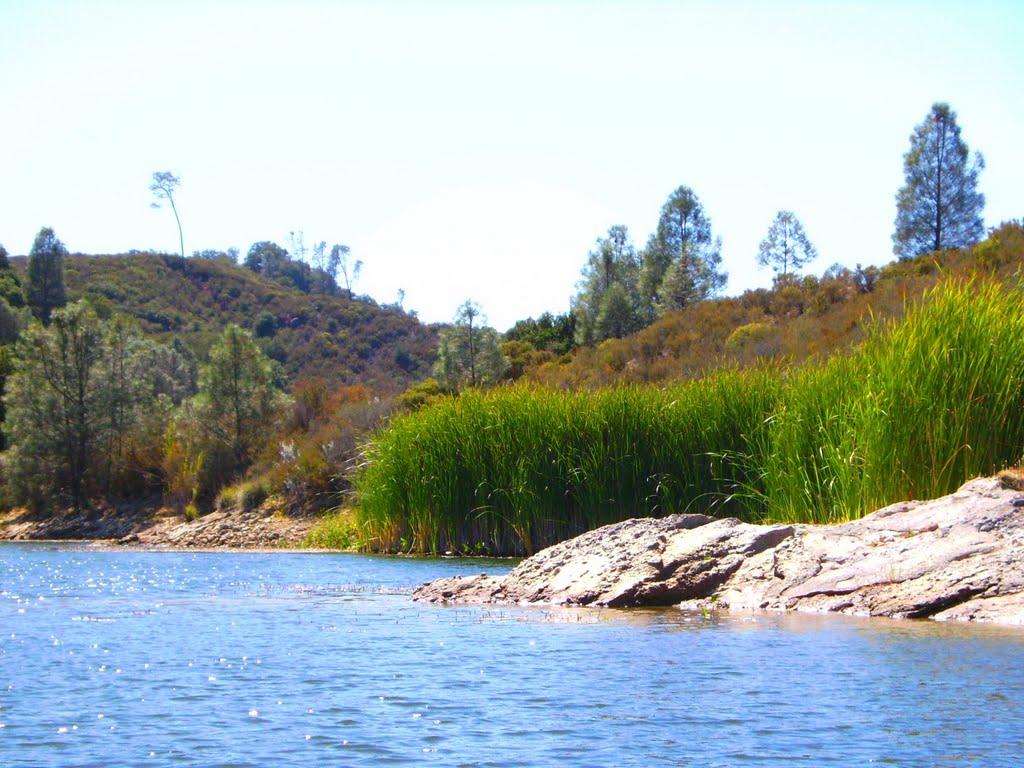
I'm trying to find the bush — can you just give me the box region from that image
[724,322,777,359]
[254,311,277,338]
[217,479,269,512]
[304,507,361,549]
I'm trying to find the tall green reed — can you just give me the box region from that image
[355,278,1024,554]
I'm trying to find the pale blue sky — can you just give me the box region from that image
[1,1,1021,329]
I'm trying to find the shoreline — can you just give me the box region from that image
[0,500,316,551]
[415,475,1024,627]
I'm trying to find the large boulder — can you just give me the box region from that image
[414,477,1024,625]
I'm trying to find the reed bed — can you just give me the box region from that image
[355,279,1024,554]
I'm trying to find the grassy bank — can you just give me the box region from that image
[354,278,1024,555]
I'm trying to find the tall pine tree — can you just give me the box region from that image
[27,227,68,324]
[893,103,984,259]
[641,186,726,317]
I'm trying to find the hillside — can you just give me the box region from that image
[15,252,438,391]
[524,222,1024,388]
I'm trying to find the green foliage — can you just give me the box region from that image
[3,303,180,508]
[305,507,361,550]
[397,378,451,411]
[755,279,1024,522]
[159,328,286,507]
[501,340,546,381]
[724,322,777,359]
[245,241,290,276]
[27,227,68,323]
[194,325,286,477]
[254,311,278,338]
[245,239,342,296]
[0,298,24,345]
[0,245,25,310]
[573,225,643,345]
[192,248,239,263]
[355,375,775,555]
[894,103,984,259]
[642,186,727,317]
[504,311,575,356]
[355,278,1024,554]
[434,300,508,389]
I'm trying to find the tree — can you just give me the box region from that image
[3,304,189,507]
[594,283,637,341]
[96,315,170,493]
[0,243,25,308]
[893,103,985,259]
[244,241,317,292]
[572,225,643,345]
[505,311,575,356]
[150,171,185,258]
[0,298,21,345]
[757,211,818,277]
[244,241,290,274]
[641,186,726,316]
[5,303,105,508]
[434,300,508,389]
[194,325,283,473]
[329,243,362,298]
[27,227,68,323]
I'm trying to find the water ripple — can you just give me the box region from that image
[1,542,1023,767]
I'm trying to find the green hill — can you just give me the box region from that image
[14,252,437,391]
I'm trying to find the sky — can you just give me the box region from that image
[1,1,1022,330]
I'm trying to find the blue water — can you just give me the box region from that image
[1,543,1023,767]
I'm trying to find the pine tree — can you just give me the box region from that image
[434,301,508,389]
[572,225,642,345]
[641,186,726,317]
[893,103,985,259]
[757,211,818,277]
[27,227,68,323]
[195,325,283,473]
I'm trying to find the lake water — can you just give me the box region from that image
[1,543,1023,767]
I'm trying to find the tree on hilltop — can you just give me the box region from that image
[27,227,68,324]
[641,186,726,317]
[757,211,818,277]
[150,171,185,258]
[893,103,984,259]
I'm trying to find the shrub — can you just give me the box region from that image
[724,322,777,359]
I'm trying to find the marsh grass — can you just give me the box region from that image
[355,279,1024,554]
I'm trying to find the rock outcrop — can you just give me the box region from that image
[415,477,1024,625]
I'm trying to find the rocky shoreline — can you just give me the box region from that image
[415,475,1024,626]
[0,499,315,549]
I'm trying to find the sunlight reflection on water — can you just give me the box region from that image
[1,542,1022,767]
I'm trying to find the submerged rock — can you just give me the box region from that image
[414,477,1024,625]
